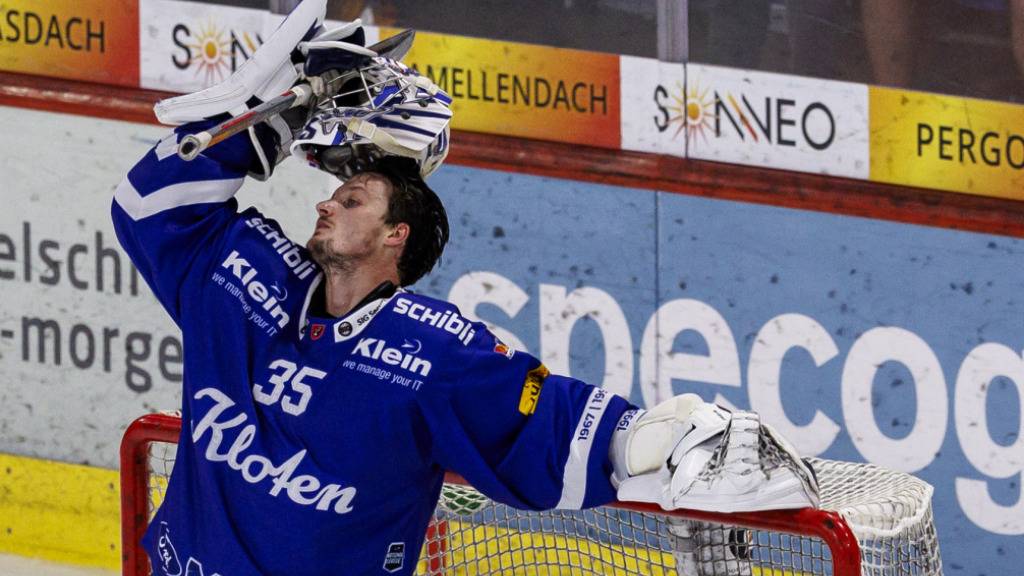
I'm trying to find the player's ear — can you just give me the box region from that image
[385,222,410,247]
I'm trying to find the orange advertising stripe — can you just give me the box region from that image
[0,0,139,86]
[869,86,1024,201]
[384,28,621,149]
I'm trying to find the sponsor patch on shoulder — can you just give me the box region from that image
[493,336,515,359]
[518,364,549,416]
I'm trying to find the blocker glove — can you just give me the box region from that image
[610,394,820,513]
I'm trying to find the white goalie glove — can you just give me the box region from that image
[610,394,819,513]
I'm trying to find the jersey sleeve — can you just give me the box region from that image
[420,326,636,511]
[111,124,255,325]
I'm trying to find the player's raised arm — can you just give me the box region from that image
[111,0,375,324]
[111,126,281,325]
[109,0,321,323]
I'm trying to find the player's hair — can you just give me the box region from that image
[363,156,449,286]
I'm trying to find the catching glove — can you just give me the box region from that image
[610,394,819,513]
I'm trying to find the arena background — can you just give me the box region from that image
[1,1,1024,574]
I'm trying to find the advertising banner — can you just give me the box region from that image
[139,0,266,93]
[139,0,380,94]
[0,0,139,86]
[384,27,621,149]
[870,85,1024,201]
[619,56,686,157]
[685,63,869,179]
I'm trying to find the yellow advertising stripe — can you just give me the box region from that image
[0,453,120,570]
[869,85,1024,200]
[417,520,805,576]
[382,27,621,149]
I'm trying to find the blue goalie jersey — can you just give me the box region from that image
[112,129,635,576]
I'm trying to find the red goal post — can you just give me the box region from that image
[120,412,940,576]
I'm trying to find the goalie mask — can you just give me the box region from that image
[290,57,453,180]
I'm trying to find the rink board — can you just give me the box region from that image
[0,453,119,569]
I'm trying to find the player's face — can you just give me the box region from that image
[307,173,395,269]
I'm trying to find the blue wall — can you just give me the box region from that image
[419,164,1024,575]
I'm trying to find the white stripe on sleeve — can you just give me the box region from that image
[114,176,244,221]
[555,387,612,510]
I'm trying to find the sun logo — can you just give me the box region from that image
[684,82,715,148]
[653,81,686,139]
[655,80,715,152]
[184,20,231,85]
[184,20,263,86]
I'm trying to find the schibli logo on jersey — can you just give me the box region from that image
[393,297,475,345]
[352,337,432,377]
[222,251,290,329]
[244,216,317,279]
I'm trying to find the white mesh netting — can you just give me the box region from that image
[141,440,942,576]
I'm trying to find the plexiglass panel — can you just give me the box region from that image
[327,0,659,57]
[689,0,1024,103]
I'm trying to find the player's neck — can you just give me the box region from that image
[321,265,400,318]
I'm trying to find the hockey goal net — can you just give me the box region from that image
[120,413,942,576]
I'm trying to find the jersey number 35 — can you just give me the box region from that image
[252,359,327,416]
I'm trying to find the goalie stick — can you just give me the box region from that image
[174,29,418,162]
[175,84,313,161]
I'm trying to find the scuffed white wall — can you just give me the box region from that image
[0,106,333,468]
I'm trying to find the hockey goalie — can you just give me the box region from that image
[113,1,819,574]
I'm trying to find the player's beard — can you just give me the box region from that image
[307,237,356,274]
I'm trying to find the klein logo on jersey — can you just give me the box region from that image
[244,216,317,280]
[518,364,549,416]
[352,337,432,377]
[393,297,476,345]
[222,251,291,329]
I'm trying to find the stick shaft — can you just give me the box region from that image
[177,84,312,161]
